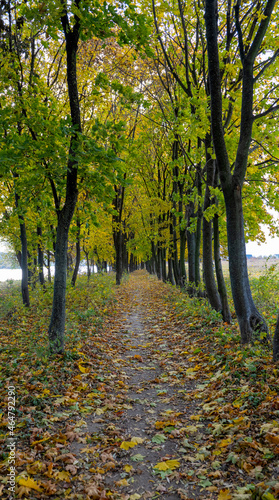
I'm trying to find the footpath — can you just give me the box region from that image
[5,271,279,500]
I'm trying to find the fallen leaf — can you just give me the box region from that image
[115,478,129,486]
[18,477,42,492]
[131,436,144,444]
[130,453,145,461]
[85,482,101,499]
[78,363,91,374]
[153,459,180,471]
[120,440,138,450]
[152,434,167,444]
[218,490,232,500]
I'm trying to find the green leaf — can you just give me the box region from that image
[130,453,145,462]
[152,434,167,444]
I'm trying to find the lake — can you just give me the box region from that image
[0,266,99,282]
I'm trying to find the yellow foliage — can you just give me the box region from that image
[18,476,42,492]
[120,440,137,450]
[153,459,180,471]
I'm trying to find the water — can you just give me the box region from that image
[0,266,98,283]
[0,268,22,282]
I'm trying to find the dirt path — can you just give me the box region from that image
[67,272,213,499]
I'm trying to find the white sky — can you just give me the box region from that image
[246,233,279,257]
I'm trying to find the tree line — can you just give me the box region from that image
[0,0,278,360]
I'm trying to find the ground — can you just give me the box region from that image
[0,270,279,500]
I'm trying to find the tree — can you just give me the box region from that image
[205,0,278,344]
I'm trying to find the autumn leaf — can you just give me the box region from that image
[266,433,279,445]
[115,478,129,486]
[120,440,138,450]
[78,362,91,374]
[84,482,101,499]
[130,453,145,461]
[131,436,144,444]
[133,354,143,362]
[152,434,167,444]
[18,476,42,492]
[124,464,133,472]
[153,459,180,471]
[54,470,71,482]
[218,489,232,500]
[218,438,232,448]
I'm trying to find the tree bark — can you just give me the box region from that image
[48,1,81,353]
[71,217,81,287]
[37,224,45,288]
[203,153,222,312]
[114,229,123,285]
[187,202,196,295]
[84,250,91,280]
[213,212,231,322]
[14,186,30,307]
[47,250,52,283]
[205,0,271,343]
[167,257,175,285]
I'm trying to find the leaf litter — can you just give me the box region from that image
[0,271,278,499]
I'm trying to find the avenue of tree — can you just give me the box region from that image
[0,0,278,360]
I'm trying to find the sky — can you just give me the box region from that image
[246,233,279,257]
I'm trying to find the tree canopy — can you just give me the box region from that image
[0,0,279,359]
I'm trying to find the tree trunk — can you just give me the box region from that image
[203,154,222,312]
[170,218,180,285]
[48,5,81,353]
[49,218,71,353]
[187,202,196,295]
[195,169,202,288]
[179,228,187,287]
[114,230,123,285]
[205,0,271,343]
[37,224,45,288]
[161,248,167,282]
[226,188,268,341]
[14,189,30,307]
[167,257,175,285]
[47,250,52,283]
[84,251,91,280]
[71,217,81,287]
[213,210,231,323]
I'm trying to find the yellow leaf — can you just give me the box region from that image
[78,363,90,374]
[95,408,105,415]
[115,478,129,486]
[18,477,42,492]
[120,441,137,450]
[124,464,133,472]
[129,495,141,500]
[31,436,51,446]
[218,438,232,448]
[54,470,71,482]
[213,449,222,456]
[131,437,144,444]
[186,368,195,374]
[75,419,87,427]
[154,459,180,471]
[218,489,232,500]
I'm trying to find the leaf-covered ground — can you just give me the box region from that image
[0,271,279,499]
